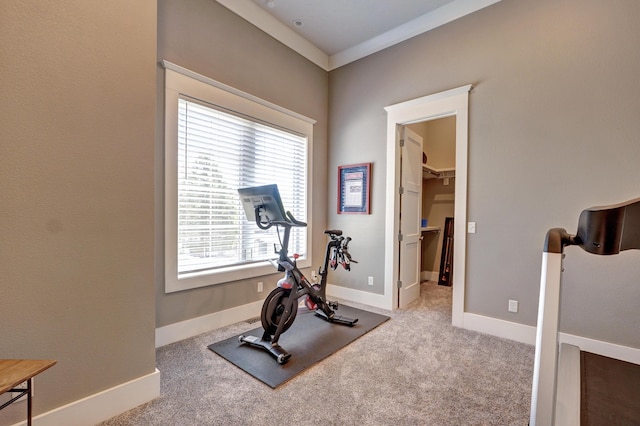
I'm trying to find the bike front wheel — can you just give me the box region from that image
[261,287,298,336]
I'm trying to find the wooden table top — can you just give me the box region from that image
[0,359,57,394]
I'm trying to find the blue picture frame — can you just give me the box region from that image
[337,163,371,214]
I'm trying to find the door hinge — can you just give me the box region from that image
[399,186,404,195]
[397,280,403,288]
[398,233,403,242]
[399,139,405,147]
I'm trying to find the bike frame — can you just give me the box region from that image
[237,190,358,364]
[266,225,345,344]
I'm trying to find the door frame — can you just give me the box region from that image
[383,85,471,327]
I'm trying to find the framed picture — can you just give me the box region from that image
[337,163,371,214]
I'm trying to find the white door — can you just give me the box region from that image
[398,126,423,308]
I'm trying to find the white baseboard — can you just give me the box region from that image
[461,312,640,365]
[326,283,392,310]
[420,271,439,282]
[462,312,537,345]
[21,300,639,426]
[12,369,161,426]
[325,285,640,365]
[155,287,389,348]
[155,300,263,347]
[14,301,264,426]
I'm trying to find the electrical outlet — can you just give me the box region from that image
[508,299,518,313]
[368,276,374,286]
[257,281,263,292]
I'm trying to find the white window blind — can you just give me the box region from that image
[177,97,308,276]
[163,62,314,293]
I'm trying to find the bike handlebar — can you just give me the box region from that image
[254,206,307,230]
[286,211,307,227]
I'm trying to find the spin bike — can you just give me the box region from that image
[237,185,358,364]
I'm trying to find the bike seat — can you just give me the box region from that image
[324,229,343,236]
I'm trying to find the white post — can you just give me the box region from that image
[555,343,581,425]
[530,251,564,425]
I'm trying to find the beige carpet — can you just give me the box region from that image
[100,282,534,425]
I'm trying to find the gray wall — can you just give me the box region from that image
[2,0,639,420]
[156,0,329,327]
[328,0,640,348]
[0,0,157,418]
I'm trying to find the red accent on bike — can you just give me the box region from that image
[305,296,317,311]
[277,276,294,289]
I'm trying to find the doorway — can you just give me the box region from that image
[407,116,456,286]
[383,85,471,327]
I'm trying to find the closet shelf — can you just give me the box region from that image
[421,226,441,233]
[422,165,455,180]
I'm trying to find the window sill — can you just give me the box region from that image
[165,257,311,293]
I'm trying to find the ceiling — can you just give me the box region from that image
[250,0,459,56]
[216,0,502,70]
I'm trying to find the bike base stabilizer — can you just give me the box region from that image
[314,309,359,326]
[238,335,292,364]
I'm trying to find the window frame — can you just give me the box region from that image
[163,61,315,293]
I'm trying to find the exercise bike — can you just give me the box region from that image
[237,184,359,364]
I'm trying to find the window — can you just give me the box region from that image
[163,62,315,293]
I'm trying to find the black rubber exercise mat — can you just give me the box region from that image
[208,304,390,388]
